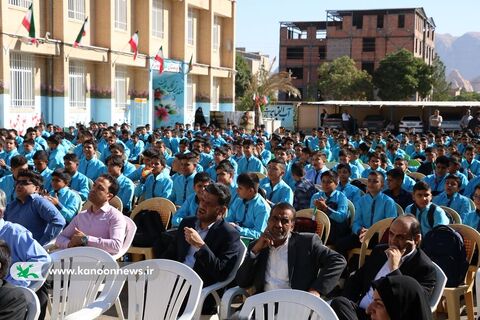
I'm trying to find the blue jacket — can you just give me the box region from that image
[405,203,449,236]
[310,189,349,223]
[260,178,294,205]
[352,192,397,234]
[226,193,271,239]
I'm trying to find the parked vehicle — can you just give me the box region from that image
[323,113,343,129]
[361,115,387,131]
[441,113,462,132]
[398,116,423,133]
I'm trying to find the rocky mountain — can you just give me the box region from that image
[436,32,480,82]
[447,69,473,92]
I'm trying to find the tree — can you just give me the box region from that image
[373,49,434,100]
[235,53,251,99]
[451,89,480,101]
[431,56,451,101]
[243,58,301,127]
[317,56,373,100]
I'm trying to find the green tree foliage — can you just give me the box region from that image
[373,49,434,100]
[451,90,480,101]
[431,56,451,101]
[235,53,252,99]
[317,56,373,100]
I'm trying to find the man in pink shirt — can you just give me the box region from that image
[55,174,126,255]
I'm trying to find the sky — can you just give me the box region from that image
[236,0,480,68]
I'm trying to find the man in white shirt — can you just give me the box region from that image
[429,109,443,134]
[330,215,436,320]
[235,202,346,297]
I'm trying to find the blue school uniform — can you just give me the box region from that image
[226,193,271,239]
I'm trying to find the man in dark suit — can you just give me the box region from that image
[0,240,27,320]
[235,202,346,297]
[330,214,436,320]
[162,183,241,314]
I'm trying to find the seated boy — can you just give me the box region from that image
[310,170,349,245]
[33,151,53,193]
[171,172,211,227]
[463,185,480,230]
[46,135,65,170]
[237,140,265,174]
[135,153,173,200]
[361,152,387,179]
[20,139,35,168]
[215,160,238,207]
[336,163,363,205]
[383,168,413,210]
[422,155,450,196]
[393,158,416,192]
[106,155,135,213]
[306,151,329,185]
[433,174,474,221]
[63,153,90,201]
[405,181,449,236]
[291,162,317,211]
[170,153,198,206]
[260,159,293,206]
[226,173,271,239]
[45,169,82,223]
[78,139,106,182]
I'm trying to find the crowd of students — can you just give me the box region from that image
[0,119,480,319]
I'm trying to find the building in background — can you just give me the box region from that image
[279,8,435,101]
[0,0,236,132]
[236,47,270,75]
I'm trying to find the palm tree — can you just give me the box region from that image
[243,58,301,127]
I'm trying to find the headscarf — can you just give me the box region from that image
[372,275,432,320]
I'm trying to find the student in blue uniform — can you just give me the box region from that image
[0,137,20,177]
[135,153,173,201]
[45,169,82,223]
[109,143,136,177]
[393,158,416,192]
[33,151,53,193]
[215,160,238,207]
[405,181,449,236]
[336,163,363,205]
[127,133,145,164]
[0,156,28,204]
[433,174,474,221]
[78,139,106,182]
[170,153,197,206]
[63,153,90,201]
[106,155,135,213]
[171,172,211,227]
[422,155,450,196]
[463,185,480,230]
[260,159,293,206]
[226,173,271,239]
[310,170,350,245]
[237,140,265,175]
[463,145,480,180]
[306,151,329,185]
[205,146,238,182]
[46,135,65,170]
[361,152,387,178]
[383,168,413,210]
[336,171,397,256]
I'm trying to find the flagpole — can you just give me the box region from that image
[3,24,23,54]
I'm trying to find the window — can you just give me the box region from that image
[398,14,405,28]
[352,13,363,29]
[114,0,127,30]
[286,47,304,60]
[377,15,384,28]
[188,8,196,45]
[186,76,194,115]
[316,29,326,39]
[211,78,219,111]
[8,0,31,8]
[152,0,164,38]
[10,52,34,108]
[69,61,86,108]
[318,46,326,60]
[68,0,85,21]
[361,62,375,75]
[362,38,375,52]
[300,30,308,39]
[213,16,221,51]
[115,68,127,109]
[288,67,303,80]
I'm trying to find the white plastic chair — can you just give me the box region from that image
[430,262,447,312]
[18,286,41,320]
[112,216,137,261]
[194,241,247,319]
[48,247,120,320]
[109,259,203,320]
[238,289,339,320]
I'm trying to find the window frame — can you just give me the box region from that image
[10,52,35,108]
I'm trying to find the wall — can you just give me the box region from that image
[263,104,295,130]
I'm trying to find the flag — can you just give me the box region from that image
[73,17,89,48]
[187,55,193,73]
[154,46,164,74]
[129,31,139,60]
[22,3,37,43]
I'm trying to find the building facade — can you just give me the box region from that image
[279,8,435,100]
[0,0,236,132]
[236,47,270,75]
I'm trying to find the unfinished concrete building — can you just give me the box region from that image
[279,8,436,101]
